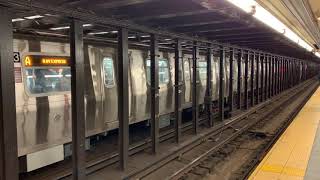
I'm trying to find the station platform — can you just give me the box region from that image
[249,87,320,180]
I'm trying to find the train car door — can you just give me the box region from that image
[101,53,118,130]
[183,54,192,108]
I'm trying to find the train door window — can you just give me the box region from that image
[25,67,71,95]
[146,59,170,85]
[102,57,115,87]
[198,61,207,80]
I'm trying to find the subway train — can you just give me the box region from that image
[13,38,302,172]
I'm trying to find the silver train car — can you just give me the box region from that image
[13,38,297,171]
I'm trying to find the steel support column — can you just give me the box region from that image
[206,44,213,127]
[281,58,284,92]
[219,46,225,121]
[150,34,159,154]
[244,51,249,110]
[70,19,86,180]
[256,53,260,104]
[228,48,234,114]
[286,59,290,89]
[280,58,282,91]
[174,39,182,142]
[275,57,278,95]
[264,54,268,101]
[277,57,281,94]
[260,54,264,102]
[271,56,275,97]
[192,41,199,133]
[290,60,294,87]
[118,28,129,170]
[237,50,242,109]
[268,55,272,98]
[0,7,18,180]
[250,52,254,106]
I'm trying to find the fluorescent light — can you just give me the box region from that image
[128,36,136,39]
[83,24,92,27]
[315,52,320,58]
[227,0,256,13]
[111,31,118,33]
[50,26,70,30]
[50,24,93,30]
[141,35,150,38]
[88,31,109,35]
[226,0,316,54]
[24,15,44,20]
[164,38,172,41]
[12,18,25,22]
[159,42,172,45]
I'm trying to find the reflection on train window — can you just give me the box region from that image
[184,61,190,81]
[146,59,170,84]
[198,61,207,80]
[25,68,71,95]
[102,57,115,87]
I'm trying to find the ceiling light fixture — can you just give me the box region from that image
[12,18,25,22]
[24,15,44,20]
[226,0,315,53]
[88,31,109,35]
[50,24,93,30]
[141,35,150,38]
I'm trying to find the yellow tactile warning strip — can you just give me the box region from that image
[249,87,320,180]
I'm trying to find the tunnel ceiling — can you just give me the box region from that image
[3,0,319,61]
[257,0,320,53]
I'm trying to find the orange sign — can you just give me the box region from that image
[24,55,70,66]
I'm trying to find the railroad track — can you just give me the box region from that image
[124,79,318,180]
[23,79,316,180]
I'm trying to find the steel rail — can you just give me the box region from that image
[241,81,319,180]
[167,79,316,180]
[124,78,315,180]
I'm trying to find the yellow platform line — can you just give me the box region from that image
[249,87,320,180]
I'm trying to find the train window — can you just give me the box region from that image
[25,67,71,95]
[102,57,115,87]
[198,61,207,80]
[146,59,170,84]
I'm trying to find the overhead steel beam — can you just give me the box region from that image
[215,35,275,41]
[118,28,129,170]
[197,27,255,34]
[2,0,316,61]
[168,20,235,28]
[70,19,86,180]
[132,9,213,21]
[0,7,18,180]
[95,0,160,9]
[207,32,273,38]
